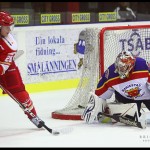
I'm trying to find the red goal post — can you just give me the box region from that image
[52,24,150,120]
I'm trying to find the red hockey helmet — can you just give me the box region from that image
[0,11,14,26]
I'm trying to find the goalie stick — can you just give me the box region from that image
[0,84,60,135]
[98,112,147,129]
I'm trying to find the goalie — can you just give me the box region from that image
[82,50,150,128]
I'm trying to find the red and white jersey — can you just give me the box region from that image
[0,33,17,74]
[95,57,150,101]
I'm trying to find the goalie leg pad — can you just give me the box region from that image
[81,92,107,123]
[108,103,141,117]
[108,103,138,123]
[108,103,147,128]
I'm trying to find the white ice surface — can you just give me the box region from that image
[0,88,150,148]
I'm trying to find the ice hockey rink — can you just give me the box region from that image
[0,88,150,148]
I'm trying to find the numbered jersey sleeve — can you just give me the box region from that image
[0,33,17,74]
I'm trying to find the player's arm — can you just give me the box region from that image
[0,52,15,75]
[0,54,14,75]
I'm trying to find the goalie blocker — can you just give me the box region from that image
[81,92,147,129]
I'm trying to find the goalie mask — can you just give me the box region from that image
[115,50,135,79]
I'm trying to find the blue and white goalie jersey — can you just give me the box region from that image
[95,57,150,101]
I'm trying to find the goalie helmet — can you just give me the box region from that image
[115,50,135,79]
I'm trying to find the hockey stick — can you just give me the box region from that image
[98,112,146,129]
[0,84,60,135]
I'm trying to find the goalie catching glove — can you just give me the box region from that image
[81,92,107,123]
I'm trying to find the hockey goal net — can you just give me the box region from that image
[52,25,150,120]
[52,28,100,120]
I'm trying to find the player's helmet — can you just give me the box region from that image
[0,11,14,26]
[115,50,135,79]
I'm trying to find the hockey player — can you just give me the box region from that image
[82,50,150,128]
[0,11,44,128]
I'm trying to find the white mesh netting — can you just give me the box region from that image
[101,26,150,74]
[52,28,100,120]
